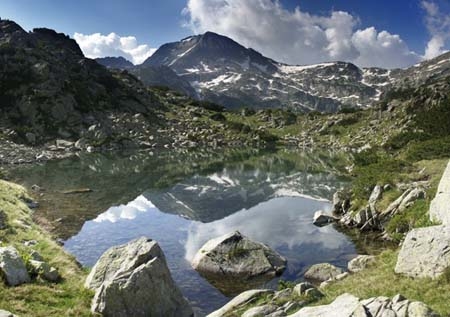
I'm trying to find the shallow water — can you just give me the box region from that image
[12,148,357,315]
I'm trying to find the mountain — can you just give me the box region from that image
[0,19,162,144]
[96,56,134,69]
[96,56,197,97]
[142,31,450,112]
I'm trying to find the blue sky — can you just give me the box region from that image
[1,0,449,67]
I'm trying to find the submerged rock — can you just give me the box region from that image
[304,263,344,282]
[0,246,30,286]
[192,231,286,283]
[85,237,193,317]
[395,225,450,279]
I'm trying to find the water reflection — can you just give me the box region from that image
[11,148,355,315]
[65,193,355,315]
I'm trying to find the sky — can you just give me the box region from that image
[1,0,449,68]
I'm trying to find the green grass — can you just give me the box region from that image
[0,180,94,316]
[320,250,450,316]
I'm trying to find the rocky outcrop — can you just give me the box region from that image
[348,255,376,273]
[430,161,450,225]
[290,293,439,317]
[85,237,193,317]
[304,263,344,282]
[395,225,450,279]
[192,231,286,290]
[0,246,30,286]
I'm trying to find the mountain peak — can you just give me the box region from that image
[96,56,134,69]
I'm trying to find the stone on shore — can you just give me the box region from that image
[348,255,376,273]
[395,225,450,279]
[304,263,344,282]
[207,289,274,317]
[289,293,438,317]
[192,231,286,279]
[0,310,17,317]
[0,246,30,286]
[85,237,193,317]
[430,161,450,225]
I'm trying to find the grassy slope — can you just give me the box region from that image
[0,180,93,316]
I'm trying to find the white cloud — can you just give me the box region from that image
[73,32,156,65]
[183,0,421,68]
[422,1,450,59]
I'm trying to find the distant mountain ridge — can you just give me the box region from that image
[140,31,450,112]
[96,57,197,98]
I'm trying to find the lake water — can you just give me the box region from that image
[12,148,358,316]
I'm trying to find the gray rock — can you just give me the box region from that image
[369,185,383,212]
[56,139,74,148]
[395,225,450,279]
[304,263,344,282]
[293,282,315,296]
[313,210,338,227]
[85,237,193,317]
[207,289,274,317]
[289,293,366,317]
[0,246,30,286]
[242,304,278,317]
[0,309,17,317]
[192,231,286,279]
[332,190,350,215]
[29,260,60,282]
[348,255,376,273]
[430,161,450,225]
[304,287,324,299]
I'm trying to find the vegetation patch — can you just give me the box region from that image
[0,180,92,316]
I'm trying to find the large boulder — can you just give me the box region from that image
[304,263,344,282]
[289,293,438,317]
[192,231,286,294]
[85,237,193,317]
[430,161,450,225]
[0,246,30,286]
[395,225,450,279]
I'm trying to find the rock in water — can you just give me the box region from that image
[313,210,338,227]
[304,263,344,282]
[395,225,450,279]
[192,231,286,295]
[0,246,30,286]
[192,231,286,277]
[85,237,193,317]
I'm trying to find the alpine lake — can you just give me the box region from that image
[10,148,392,316]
